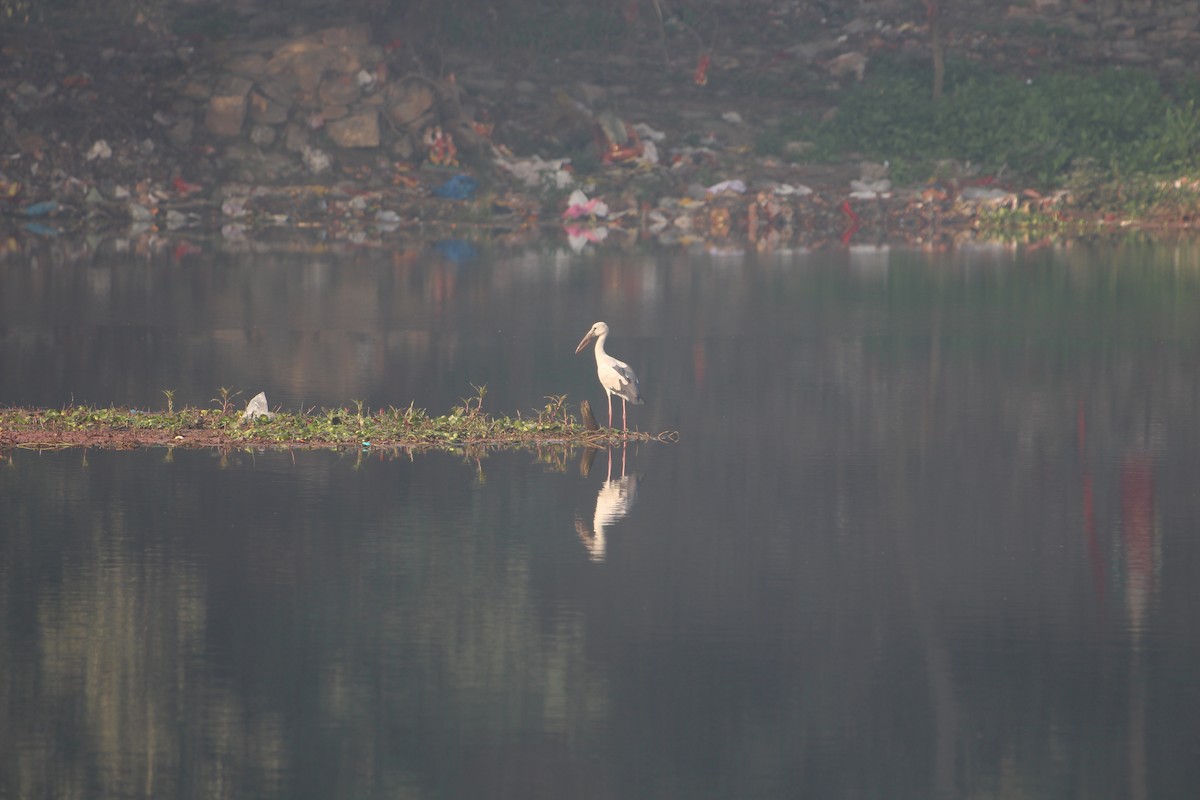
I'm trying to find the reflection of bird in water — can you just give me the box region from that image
[575,446,640,562]
[575,321,643,432]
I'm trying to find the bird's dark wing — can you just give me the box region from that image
[611,361,643,404]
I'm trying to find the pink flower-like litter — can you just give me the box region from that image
[561,189,609,220]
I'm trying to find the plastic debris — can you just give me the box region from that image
[242,391,274,421]
[495,154,573,189]
[961,186,1014,203]
[565,224,608,253]
[302,145,331,175]
[562,189,608,220]
[165,209,192,230]
[774,183,813,197]
[172,176,203,197]
[21,222,59,237]
[632,123,666,143]
[706,179,747,195]
[849,178,892,199]
[639,140,660,166]
[221,197,248,218]
[86,139,112,161]
[18,200,58,216]
[128,202,155,221]
[433,174,478,200]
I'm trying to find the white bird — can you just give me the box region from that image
[575,321,643,431]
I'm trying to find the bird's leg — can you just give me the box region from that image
[607,393,614,429]
[622,398,627,432]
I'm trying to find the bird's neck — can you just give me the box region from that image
[594,332,608,358]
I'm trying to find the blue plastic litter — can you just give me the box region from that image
[19,200,58,216]
[22,222,60,237]
[434,239,477,264]
[433,174,478,200]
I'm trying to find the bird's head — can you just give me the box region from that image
[575,321,608,354]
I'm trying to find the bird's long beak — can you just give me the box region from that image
[575,331,595,355]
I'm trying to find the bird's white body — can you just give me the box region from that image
[575,321,643,431]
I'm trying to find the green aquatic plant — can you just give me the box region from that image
[211,386,242,415]
[0,390,675,451]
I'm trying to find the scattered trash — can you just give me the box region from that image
[0,11,1170,254]
[301,145,331,175]
[242,391,275,421]
[86,139,112,161]
[961,186,1014,204]
[632,123,666,143]
[128,202,155,221]
[18,200,58,216]
[565,224,608,253]
[221,197,248,218]
[562,189,608,220]
[164,209,193,230]
[495,154,573,189]
[706,179,747,195]
[849,178,892,198]
[21,222,59,237]
[639,140,660,166]
[172,176,203,197]
[432,174,478,200]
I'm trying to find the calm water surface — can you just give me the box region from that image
[3,239,1200,799]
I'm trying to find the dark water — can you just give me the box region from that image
[4,239,1200,799]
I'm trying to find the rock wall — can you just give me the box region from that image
[196,24,474,178]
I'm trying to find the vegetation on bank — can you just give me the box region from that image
[762,57,1200,214]
[0,390,664,449]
